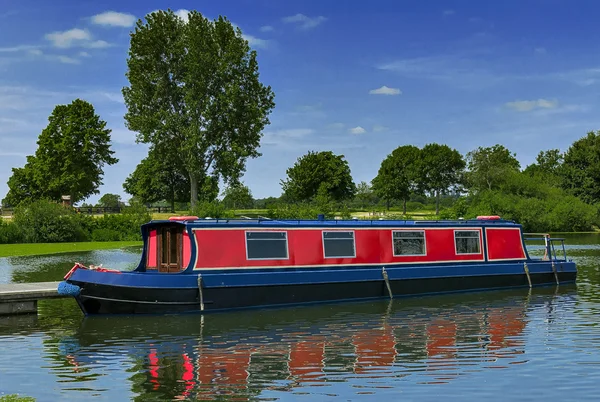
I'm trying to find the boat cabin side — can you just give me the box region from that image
[138,218,537,273]
[140,219,194,273]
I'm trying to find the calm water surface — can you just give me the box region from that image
[0,236,599,401]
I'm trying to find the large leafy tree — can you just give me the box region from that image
[465,144,520,192]
[123,147,218,211]
[2,162,40,207]
[281,151,356,202]
[523,149,564,184]
[2,99,117,206]
[122,10,275,208]
[371,145,421,212]
[419,143,465,214]
[354,181,376,209]
[561,131,600,203]
[222,183,254,211]
[97,193,123,209]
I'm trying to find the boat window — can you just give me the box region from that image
[323,231,356,258]
[455,230,481,254]
[393,231,426,256]
[246,231,288,260]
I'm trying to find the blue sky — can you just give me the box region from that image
[1,0,600,204]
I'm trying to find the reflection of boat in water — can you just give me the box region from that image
[54,286,575,400]
[59,216,577,315]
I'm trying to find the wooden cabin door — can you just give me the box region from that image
[157,226,183,273]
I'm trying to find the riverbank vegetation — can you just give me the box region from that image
[0,200,150,244]
[0,395,36,402]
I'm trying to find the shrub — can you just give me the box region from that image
[267,203,331,220]
[547,196,597,232]
[0,394,36,402]
[13,200,88,243]
[94,213,151,241]
[465,190,597,232]
[190,201,234,219]
[0,219,24,244]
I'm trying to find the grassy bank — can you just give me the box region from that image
[0,241,142,258]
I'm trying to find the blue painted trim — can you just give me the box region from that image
[69,260,576,289]
[145,219,521,230]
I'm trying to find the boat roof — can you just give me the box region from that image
[145,216,521,229]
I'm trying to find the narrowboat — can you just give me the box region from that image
[57,215,577,315]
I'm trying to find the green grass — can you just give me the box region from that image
[0,241,142,258]
[0,395,35,402]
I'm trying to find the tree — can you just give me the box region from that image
[2,163,40,207]
[122,10,275,208]
[371,145,421,213]
[523,149,563,184]
[561,131,600,203]
[3,99,117,206]
[354,181,376,209]
[97,193,123,209]
[123,147,195,212]
[222,183,254,211]
[281,151,356,202]
[465,144,520,192]
[419,143,465,215]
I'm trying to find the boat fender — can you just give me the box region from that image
[57,281,81,297]
[476,215,501,220]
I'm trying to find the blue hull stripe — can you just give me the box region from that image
[69,261,576,289]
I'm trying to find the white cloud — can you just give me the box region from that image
[28,49,43,56]
[260,25,274,32]
[534,47,547,55]
[369,85,402,95]
[262,128,314,146]
[505,99,559,112]
[45,28,91,48]
[175,9,190,23]
[373,125,388,132]
[100,92,124,103]
[0,151,28,157]
[0,45,40,53]
[79,51,91,57]
[377,56,505,90]
[91,11,136,27]
[56,55,80,64]
[443,10,455,16]
[44,29,111,49]
[243,34,269,49]
[349,126,366,135]
[282,14,327,30]
[86,40,111,49]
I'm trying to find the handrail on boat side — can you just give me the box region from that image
[523,233,568,261]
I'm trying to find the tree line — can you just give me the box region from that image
[2,9,600,233]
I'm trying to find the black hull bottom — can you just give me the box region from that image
[74,272,577,315]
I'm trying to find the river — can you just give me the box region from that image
[0,235,599,401]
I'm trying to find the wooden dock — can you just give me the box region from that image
[0,282,65,315]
